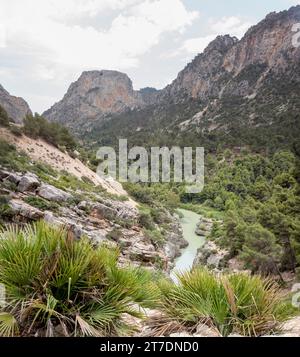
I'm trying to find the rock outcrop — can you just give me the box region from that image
[37,184,73,203]
[0,84,32,123]
[43,70,155,132]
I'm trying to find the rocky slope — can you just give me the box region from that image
[44,6,300,150]
[0,129,185,272]
[0,84,32,123]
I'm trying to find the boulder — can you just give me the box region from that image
[5,172,22,184]
[90,203,118,221]
[279,317,300,336]
[38,184,72,202]
[9,199,44,220]
[0,169,10,180]
[17,173,40,192]
[193,324,221,337]
[129,242,159,263]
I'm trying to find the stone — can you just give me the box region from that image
[90,203,117,221]
[5,172,22,184]
[17,173,40,192]
[9,199,44,220]
[194,324,221,337]
[38,184,72,202]
[279,317,300,336]
[0,168,10,180]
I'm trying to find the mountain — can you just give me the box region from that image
[44,6,300,151]
[0,84,32,123]
[43,70,158,129]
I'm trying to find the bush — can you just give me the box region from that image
[9,125,23,137]
[23,196,60,212]
[139,211,155,230]
[0,221,159,337]
[0,105,10,127]
[144,229,165,248]
[158,268,293,337]
[23,114,77,151]
[0,196,14,223]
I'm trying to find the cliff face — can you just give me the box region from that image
[0,84,32,123]
[161,6,300,102]
[43,70,148,129]
[44,6,300,148]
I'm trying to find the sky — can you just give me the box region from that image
[0,0,299,113]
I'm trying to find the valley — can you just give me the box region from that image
[0,5,299,338]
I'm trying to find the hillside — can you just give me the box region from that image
[0,85,32,124]
[0,126,127,196]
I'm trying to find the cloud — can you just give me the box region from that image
[0,0,198,112]
[176,16,253,57]
[0,25,6,48]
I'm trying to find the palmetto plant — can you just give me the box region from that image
[158,268,293,337]
[0,221,159,337]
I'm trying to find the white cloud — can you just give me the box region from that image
[0,25,6,48]
[177,16,253,57]
[181,35,217,55]
[0,0,198,111]
[209,16,252,39]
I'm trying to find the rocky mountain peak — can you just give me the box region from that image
[43,70,146,128]
[0,84,32,123]
[204,35,238,54]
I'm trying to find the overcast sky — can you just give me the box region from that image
[0,0,299,113]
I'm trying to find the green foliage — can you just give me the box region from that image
[184,150,300,276]
[144,229,165,248]
[0,139,28,171]
[0,221,159,337]
[23,114,77,151]
[240,224,282,275]
[0,105,10,127]
[23,196,60,212]
[0,196,14,223]
[9,125,23,137]
[159,268,293,337]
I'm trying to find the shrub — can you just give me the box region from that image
[23,114,77,151]
[0,105,10,127]
[0,221,159,337]
[158,268,293,337]
[9,125,23,137]
[23,196,59,212]
[138,211,155,230]
[144,229,165,248]
[0,196,14,223]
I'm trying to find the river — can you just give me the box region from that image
[170,208,205,281]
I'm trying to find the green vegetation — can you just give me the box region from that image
[0,105,10,127]
[23,113,77,151]
[158,268,294,337]
[0,221,296,337]
[121,147,300,277]
[180,150,300,277]
[0,139,29,171]
[23,196,60,212]
[0,196,14,224]
[0,221,158,337]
